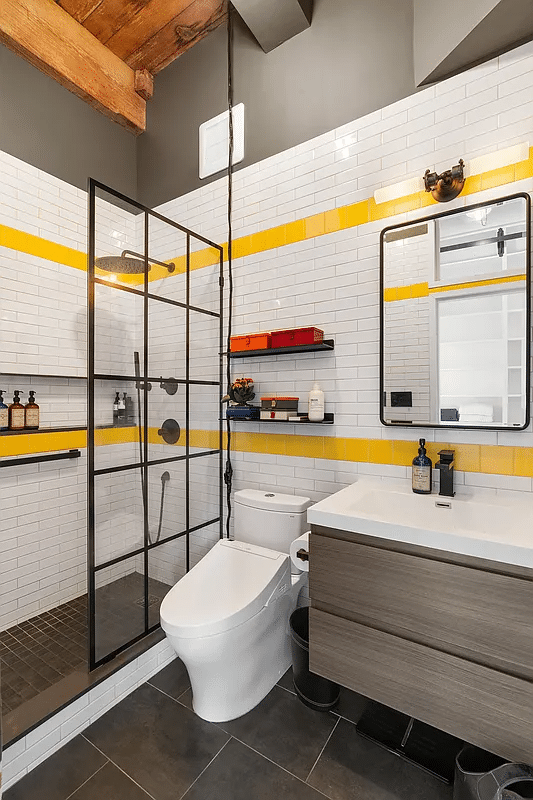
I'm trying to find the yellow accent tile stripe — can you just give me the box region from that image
[2,427,531,478]
[0,224,87,271]
[3,150,531,284]
[384,274,527,302]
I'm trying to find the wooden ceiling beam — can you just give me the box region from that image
[126,0,226,74]
[104,0,195,61]
[55,0,105,25]
[0,0,146,135]
[82,0,153,45]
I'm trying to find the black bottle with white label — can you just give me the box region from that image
[412,438,432,494]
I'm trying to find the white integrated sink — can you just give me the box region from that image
[307,478,533,568]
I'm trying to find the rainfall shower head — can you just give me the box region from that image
[95,250,175,275]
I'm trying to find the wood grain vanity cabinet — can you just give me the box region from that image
[309,524,533,762]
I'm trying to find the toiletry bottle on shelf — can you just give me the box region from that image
[25,391,40,430]
[308,382,325,422]
[0,390,8,431]
[113,391,120,425]
[118,392,126,425]
[125,393,134,425]
[8,391,25,431]
[412,438,432,494]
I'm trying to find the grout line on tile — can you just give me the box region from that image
[63,760,109,800]
[233,738,333,800]
[178,737,232,800]
[80,735,158,800]
[305,714,340,785]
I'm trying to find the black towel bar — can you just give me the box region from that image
[0,449,81,468]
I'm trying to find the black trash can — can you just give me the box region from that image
[289,606,340,711]
[478,764,533,800]
[454,746,508,800]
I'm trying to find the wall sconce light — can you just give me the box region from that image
[423,159,465,202]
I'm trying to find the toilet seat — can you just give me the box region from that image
[160,539,290,639]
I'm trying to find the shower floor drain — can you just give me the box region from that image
[134,594,161,607]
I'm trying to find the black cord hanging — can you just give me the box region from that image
[224,0,235,537]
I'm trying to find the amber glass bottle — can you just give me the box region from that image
[25,390,40,430]
[9,390,25,430]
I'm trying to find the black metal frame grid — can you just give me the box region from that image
[88,178,224,670]
[379,192,531,432]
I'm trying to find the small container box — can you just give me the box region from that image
[226,406,260,420]
[271,327,324,348]
[260,396,299,420]
[230,333,271,352]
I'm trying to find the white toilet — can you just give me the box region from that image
[160,489,311,723]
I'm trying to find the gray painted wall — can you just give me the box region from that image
[0,44,137,198]
[137,0,417,209]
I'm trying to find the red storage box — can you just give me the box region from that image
[230,333,272,352]
[271,327,324,348]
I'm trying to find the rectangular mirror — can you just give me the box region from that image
[380,193,531,429]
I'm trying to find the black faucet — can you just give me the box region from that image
[436,450,455,497]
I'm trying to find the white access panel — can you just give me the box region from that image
[199,103,245,179]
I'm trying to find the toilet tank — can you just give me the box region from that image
[234,489,312,553]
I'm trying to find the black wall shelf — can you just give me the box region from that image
[0,450,81,469]
[229,340,335,359]
[227,412,334,425]
[0,372,87,380]
[0,425,87,437]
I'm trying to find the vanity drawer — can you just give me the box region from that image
[309,532,533,680]
[309,608,533,763]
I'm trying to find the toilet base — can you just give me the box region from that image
[165,578,305,723]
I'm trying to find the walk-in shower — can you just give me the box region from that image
[0,180,224,749]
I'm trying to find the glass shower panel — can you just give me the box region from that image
[146,461,186,545]
[190,310,220,383]
[189,521,220,570]
[93,281,144,379]
[189,243,222,313]
[189,453,221,531]
[93,377,144,471]
[147,539,186,628]
[93,184,145,291]
[93,469,144,567]
[89,179,222,670]
[94,555,146,664]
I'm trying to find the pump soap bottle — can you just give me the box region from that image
[25,391,40,430]
[9,391,25,430]
[113,392,120,425]
[412,438,432,494]
[308,383,325,422]
[0,390,8,431]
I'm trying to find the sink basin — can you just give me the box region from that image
[307,478,533,568]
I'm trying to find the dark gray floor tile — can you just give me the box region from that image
[182,737,326,800]
[335,687,368,725]
[148,657,190,700]
[219,684,337,779]
[177,687,193,711]
[277,667,296,694]
[307,717,453,800]
[5,736,106,800]
[83,682,229,800]
[69,762,152,799]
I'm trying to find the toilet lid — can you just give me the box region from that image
[160,539,290,639]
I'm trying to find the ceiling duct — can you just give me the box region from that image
[231,0,312,53]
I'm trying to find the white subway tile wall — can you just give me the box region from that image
[153,39,533,507]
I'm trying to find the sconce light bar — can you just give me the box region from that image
[374,177,424,205]
[373,142,529,206]
[465,142,529,177]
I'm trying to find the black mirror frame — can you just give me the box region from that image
[379,192,531,431]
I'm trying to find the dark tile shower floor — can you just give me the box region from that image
[0,573,170,716]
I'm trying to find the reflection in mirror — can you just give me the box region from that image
[380,194,530,429]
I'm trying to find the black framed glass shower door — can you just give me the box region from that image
[88,179,224,669]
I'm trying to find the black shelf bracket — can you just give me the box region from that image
[0,449,81,469]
